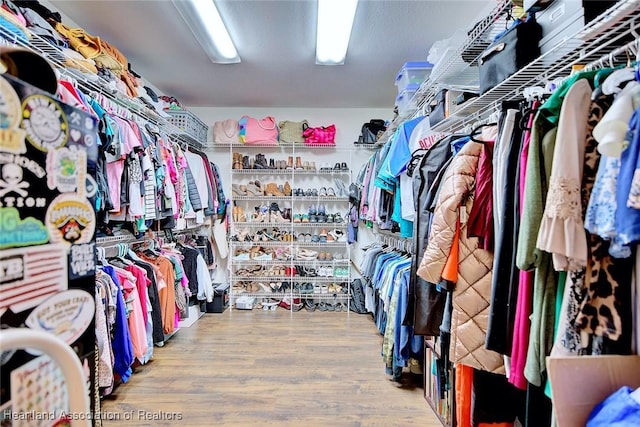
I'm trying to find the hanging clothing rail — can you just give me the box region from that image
[584,37,640,71]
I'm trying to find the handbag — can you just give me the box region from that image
[278,120,308,144]
[212,119,239,144]
[239,116,279,145]
[478,16,542,94]
[302,124,336,145]
[357,119,386,144]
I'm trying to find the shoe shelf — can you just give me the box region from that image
[233,222,348,228]
[232,169,350,175]
[294,242,349,247]
[227,141,353,312]
[294,196,350,202]
[231,275,293,281]
[231,259,350,265]
[233,196,293,201]
[212,143,341,149]
[290,223,348,228]
[233,196,349,202]
[231,241,347,248]
[230,275,349,283]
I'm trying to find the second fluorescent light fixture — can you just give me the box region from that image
[316,0,358,65]
[171,0,240,64]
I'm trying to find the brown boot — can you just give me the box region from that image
[265,183,284,197]
[283,181,292,197]
[287,156,294,170]
[295,156,303,170]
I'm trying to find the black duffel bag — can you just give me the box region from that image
[478,16,542,94]
[357,119,387,144]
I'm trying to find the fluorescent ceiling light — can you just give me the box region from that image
[171,0,240,64]
[316,0,358,65]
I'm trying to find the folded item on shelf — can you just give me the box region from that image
[239,115,279,145]
[213,119,240,144]
[278,120,308,144]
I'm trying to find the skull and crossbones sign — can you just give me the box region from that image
[0,164,30,197]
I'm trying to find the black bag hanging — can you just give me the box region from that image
[357,119,387,144]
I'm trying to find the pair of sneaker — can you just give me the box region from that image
[318,265,334,277]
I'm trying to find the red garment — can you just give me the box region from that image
[467,129,496,251]
[456,364,474,427]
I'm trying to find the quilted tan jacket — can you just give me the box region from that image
[417,140,504,374]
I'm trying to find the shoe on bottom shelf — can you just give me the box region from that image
[304,299,315,312]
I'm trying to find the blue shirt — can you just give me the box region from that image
[616,108,640,252]
[101,266,134,382]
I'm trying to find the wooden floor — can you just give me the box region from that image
[100,309,441,427]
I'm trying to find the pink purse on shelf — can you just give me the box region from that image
[239,116,279,145]
[303,124,336,145]
[212,119,240,144]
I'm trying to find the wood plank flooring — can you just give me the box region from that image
[100,309,441,427]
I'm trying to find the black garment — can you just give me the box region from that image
[129,258,164,344]
[410,135,454,335]
[14,0,61,22]
[486,104,524,355]
[472,368,526,424]
[179,245,201,297]
[524,382,552,427]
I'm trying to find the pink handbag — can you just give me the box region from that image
[240,116,279,145]
[212,119,239,144]
[303,124,336,145]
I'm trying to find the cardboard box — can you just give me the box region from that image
[547,355,640,427]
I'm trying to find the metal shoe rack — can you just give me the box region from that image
[213,143,354,312]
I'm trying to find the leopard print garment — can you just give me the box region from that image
[575,236,633,343]
[558,94,612,354]
[573,97,632,348]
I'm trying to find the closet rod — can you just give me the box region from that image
[584,37,640,71]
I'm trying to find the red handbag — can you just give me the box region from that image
[302,124,336,145]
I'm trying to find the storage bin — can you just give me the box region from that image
[395,83,420,117]
[200,283,230,313]
[165,109,209,144]
[395,61,433,94]
[537,0,614,60]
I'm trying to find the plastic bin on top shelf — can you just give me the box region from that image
[395,83,420,117]
[395,61,433,94]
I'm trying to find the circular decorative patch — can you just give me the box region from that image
[45,193,95,246]
[21,94,68,152]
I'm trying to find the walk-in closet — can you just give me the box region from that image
[1,1,640,426]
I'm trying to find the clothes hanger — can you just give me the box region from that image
[96,246,107,266]
[600,50,636,95]
[469,123,498,143]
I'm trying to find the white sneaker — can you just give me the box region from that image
[318,265,327,277]
[326,266,334,277]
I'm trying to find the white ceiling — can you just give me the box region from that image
[48,0,493,109]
